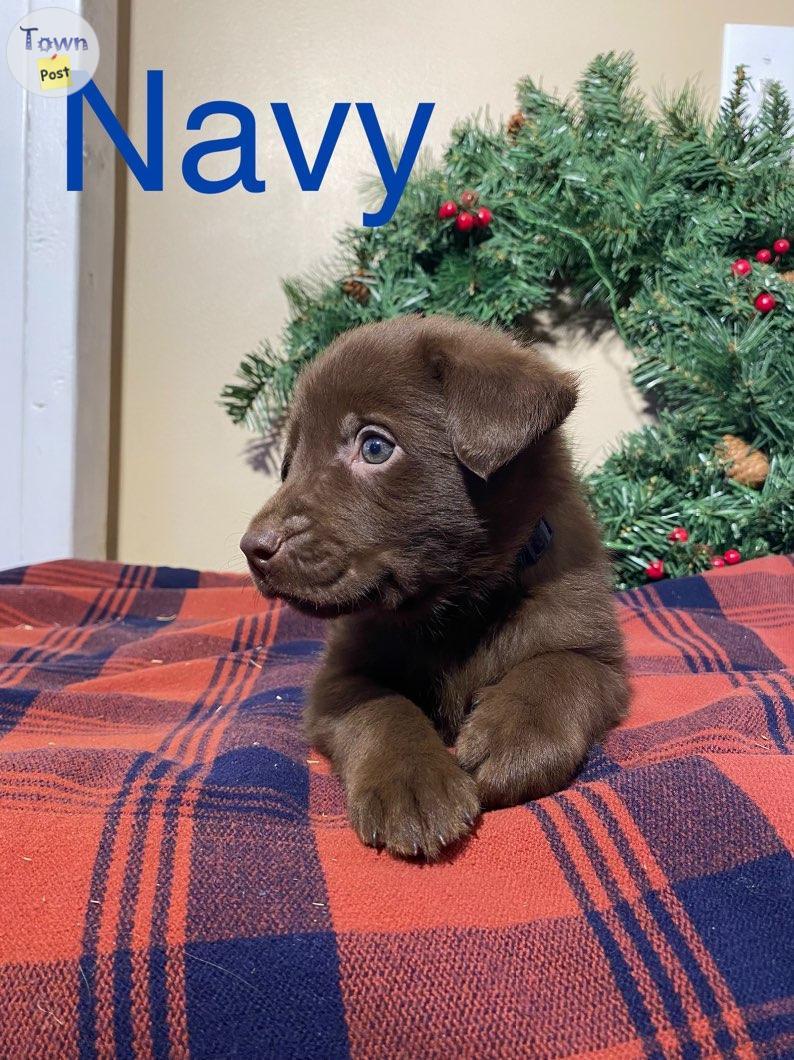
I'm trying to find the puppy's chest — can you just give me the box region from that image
[366,598,534,738]
[411,642,510,740]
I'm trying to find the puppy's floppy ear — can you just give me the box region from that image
[423,317,578,479]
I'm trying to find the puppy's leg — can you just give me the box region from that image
[306,671,479,859]
[456,651,628,808]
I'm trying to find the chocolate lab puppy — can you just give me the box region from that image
[241,315,628,858]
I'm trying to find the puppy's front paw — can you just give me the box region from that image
[456,690,586,808]
[347,754,480,860]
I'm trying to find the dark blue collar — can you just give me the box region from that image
[517,517,553,569]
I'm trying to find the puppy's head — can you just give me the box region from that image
[241,315,577,617]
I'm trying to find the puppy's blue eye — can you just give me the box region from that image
[361,434,394,464]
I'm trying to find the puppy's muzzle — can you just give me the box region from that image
[240,528,283,575]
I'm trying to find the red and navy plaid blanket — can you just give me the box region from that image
[0,557,791,1058]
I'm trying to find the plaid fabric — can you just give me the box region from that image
[0,556,792,1060]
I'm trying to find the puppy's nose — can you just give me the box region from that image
[240,528,283,570]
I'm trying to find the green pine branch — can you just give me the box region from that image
[220,53,794,588]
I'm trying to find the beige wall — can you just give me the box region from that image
[116,0,794,571]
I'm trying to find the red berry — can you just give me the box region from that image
[773,238,790,256]
[475,206,493,227]
[755,248,773,264]
[455,211,476,232]
[710,556,726,568]
[668,526,689,543]
[723,548,742,565]
[645,560,665,580]
[438,200,458,219]
[460,189,478,208]
[754,292,776,313]
[731,258,752,277]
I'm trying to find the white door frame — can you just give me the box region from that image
[0,0,118,570]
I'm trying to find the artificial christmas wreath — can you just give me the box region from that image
[222,54,793,589]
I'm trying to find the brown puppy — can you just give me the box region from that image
[241,315,629,858]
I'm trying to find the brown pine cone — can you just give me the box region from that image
[718,434,770,488]
[506,111,526,140]
[341,271,371,305]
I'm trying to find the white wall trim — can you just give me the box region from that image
[721,24,794,117]
[0,0,27,570]
[0,0,117,569]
